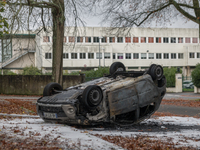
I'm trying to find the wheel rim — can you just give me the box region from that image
[155,66,163,80]
[89,89,100,102]
[116,67,124,72]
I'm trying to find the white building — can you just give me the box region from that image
[1,27,200,76]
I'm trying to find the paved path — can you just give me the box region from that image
[0,95,40,100]
[164,92,200,100]
[158,104,200,117]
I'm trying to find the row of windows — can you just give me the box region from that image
[43,36,199,44]
[45,52,200,60]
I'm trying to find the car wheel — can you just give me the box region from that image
[149,64,163,80]
[82,85,103,109]
[43,82,63,96]
[109,62,126,75]
[158,75,166,87]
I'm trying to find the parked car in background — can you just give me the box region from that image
[37,62,166,126]
[183,80,194,89]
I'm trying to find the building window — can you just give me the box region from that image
[93,37,99,43]
[133,37,139,43]
[43,36,50,42]
[178,37,183,43]
[45,53,52,59]
[125,37,131,43]
[163,37,169,43]
[117,37,123,43]
[85,37,91,43]
[101,37,107,43]
[63,36,66,43]
[2,39,12,62]
[63,53,68,59]
[171,53,176,59]
[80,53,86,59]
[117,53,123,59]
[104,53,110,59]
[156,53,162,59]
[197,53,200,58]
[148,37,154,43]
[140,37,146,43]
[148,53,154,59]
[141,53,147,59]
[113,53,116,59]
[189,52,195,58]
[164,53,169,59]
[71,53,77,59]
[156,37,161,43]
[77,37,83,43]
[126,53,131,59]
[185,37,191,43]
[96,53,102,59]
[192,38,198,43]
[133,53,139,59]
[178,53,183,59]
[69,36,75,42]
[171,37,176,43]
[109,37,115,43]
[88,53,94,59]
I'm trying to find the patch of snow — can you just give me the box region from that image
[0,116,200,149]
[0,118,122,150]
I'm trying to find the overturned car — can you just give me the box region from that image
[37,62,166,126]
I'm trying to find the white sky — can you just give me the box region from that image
[84,14,198,28]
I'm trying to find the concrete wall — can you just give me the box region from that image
[0,75,84,95]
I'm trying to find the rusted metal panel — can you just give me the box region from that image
[108,85,138,117]
[135,78,159,107]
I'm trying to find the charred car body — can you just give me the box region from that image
[37,62,166,126]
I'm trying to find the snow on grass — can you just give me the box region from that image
[0,116,200,149]
[0,117,122,150]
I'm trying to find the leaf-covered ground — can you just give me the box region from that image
[162,99,200,108]
[0,97,200,149]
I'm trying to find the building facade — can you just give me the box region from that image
[1,27,200,76]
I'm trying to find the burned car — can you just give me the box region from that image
[37,62,166,126]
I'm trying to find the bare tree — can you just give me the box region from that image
[0,0,8,37]
[4,0,89,85]
[96,0,200,37]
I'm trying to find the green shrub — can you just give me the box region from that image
[22,65,42,75]
[83,67,109,78]
[191,64,200,87]
[163,67,182,87]
[1,69,17,75]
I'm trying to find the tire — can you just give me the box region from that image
[149,64,163,80]
[43,82,63,96]
[158,75,166,87]
[82,85,103,110]
[109,62,126,75]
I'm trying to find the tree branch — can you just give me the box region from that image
[170,0,199,24]
[6,0,59,9]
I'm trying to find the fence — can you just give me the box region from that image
[0,75,85,95]
[182,76,194,92]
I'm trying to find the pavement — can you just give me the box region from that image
[164,92,200,100]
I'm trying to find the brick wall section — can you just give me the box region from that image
[0,75,85,95]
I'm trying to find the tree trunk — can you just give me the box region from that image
[52,0,65,86]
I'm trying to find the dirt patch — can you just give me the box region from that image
[93,134,197,150]
[0,99,37,116]
[162,99,200,108]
